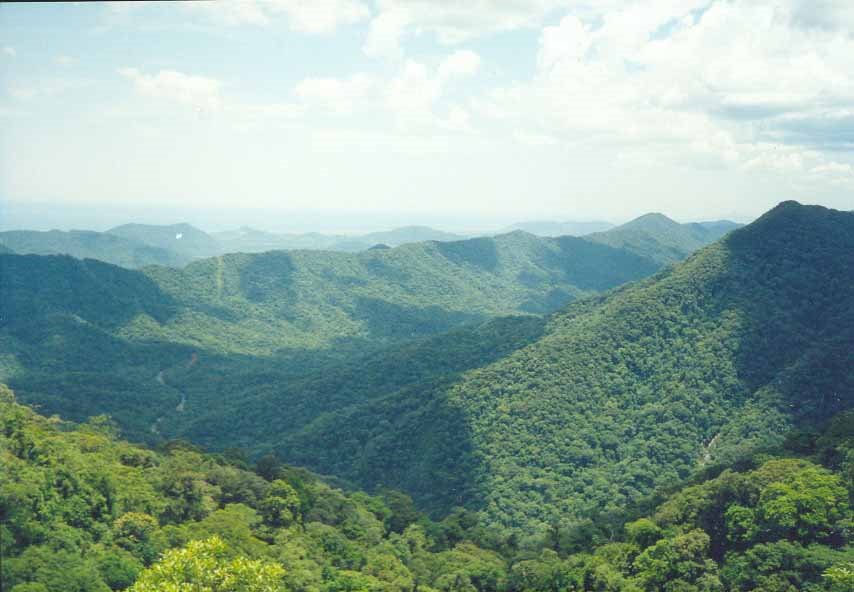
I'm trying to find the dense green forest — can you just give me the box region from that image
[586,214,741,264]
[1,201,851,589]
[0,212,733,271]
[0,229,659,444]
[1,385,851,591]
[274,202,853,533]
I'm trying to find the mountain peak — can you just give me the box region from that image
[622,212,679,227]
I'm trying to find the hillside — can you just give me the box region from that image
[273,202,853,533]
[2,385,851,591]
[0,229,185,268]
[139,231,660,355]
[586,213,741,264]
[213,225,466,255]
[0,232,659,441]
[504,220,614,237]
[108,222,220,261]
[0,385,510,592]
[360,226,466,246]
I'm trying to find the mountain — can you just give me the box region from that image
[504,220,615,237]
[359,225,466,246]
[0,384,513,592]
[3,201,848,538]
[212,227,350,253]
[3,385,851,591]
[269,202,852,532]
[0,231,660,441]
[0,229,185,268]
[586,213,742,264]
[108,222,220,261]
[212,225,466,255]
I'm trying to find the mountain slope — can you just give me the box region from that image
[277,202,853,532]
[0,232,660,441]
[586,213,741,264]
[504,220,614,237]
[108,222,220,261]
[140,231,660,355]
[212,225,465,255]
[359,225,466,246]
[0,229,185,268]
[0,385,513,592]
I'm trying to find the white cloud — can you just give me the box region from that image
[185,0,370,33]
[269,0,370,33]
[438,50,481,80]
[291,49,482,133]
[2,47,15,57]
[364,1,591,58]
[118,68,223,111]
[477,0,854,187]
[295,74,374,114]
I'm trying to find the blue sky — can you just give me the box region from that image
[1,1,853,232]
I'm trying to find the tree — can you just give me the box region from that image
[128,536,286,592]
[824,562,854,591]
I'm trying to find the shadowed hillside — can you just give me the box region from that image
[277,202,853,532]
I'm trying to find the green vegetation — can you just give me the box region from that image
[0,231,658,443]
[0,385,510,592]
[2,385,851,591]
[503,220,614,237]
[587,213,741,264]
[1,201,851,590]
[0,230,184,268]
[275,202,853,533]
[107,223,221,261]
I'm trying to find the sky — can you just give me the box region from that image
[1,0,853,232]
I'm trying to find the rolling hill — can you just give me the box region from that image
[0,231,660,442]
[264,202,852,533]
[2,201,848,541]
[0,229,185,268]
[108,222,221,261]
[503,220,615,237]
[586,214,741,264]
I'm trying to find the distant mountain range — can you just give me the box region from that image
[501,220,615,236]
[0,214,741,269]
[586,214,742,264]
[0,229,185,268]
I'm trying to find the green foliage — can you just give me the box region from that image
[0,389,507,592]
[281,202,854,532]
[127,536,285,592]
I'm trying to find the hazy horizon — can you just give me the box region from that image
[0,197,762,235]
[2,1,852,228]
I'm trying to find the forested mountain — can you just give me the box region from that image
[0,385,509,592]
[503,220,614,237]
[587,214,741,264]
[360,226,466,247]
[0,243,15,254]
[0,231,659,442]
[268,202,852,534]
[0,229,185,268]
[0,202,854,592]
[213,225,465,254]
[2,384,851,591]
[107,222,221,261]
